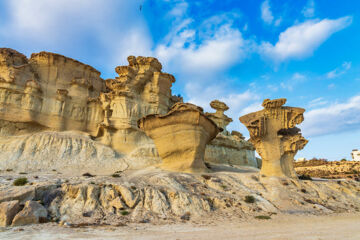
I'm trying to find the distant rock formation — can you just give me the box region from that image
[138,103,220,173]
[205,100,257,167]
[240,98,308,178]
[0,48,257,173]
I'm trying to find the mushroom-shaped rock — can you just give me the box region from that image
[138,102,221,173]
[206,100,232,131]
[239,98,308,178]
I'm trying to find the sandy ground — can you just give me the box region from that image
[1,213,360,240]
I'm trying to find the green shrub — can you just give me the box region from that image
[298,174,312,180]
[255,215,271,220]
[244,195,255,203]
[112,173,120,178]
[120,210,129,216]
[13,177,28,186]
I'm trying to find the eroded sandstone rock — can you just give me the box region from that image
[0,200,20,227]
[138,103,220,173]
[205,100,257,167]
[0,49,183,172]
[11,200,47,226]
[239,98,308,178]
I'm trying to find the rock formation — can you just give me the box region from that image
[138,103,220,173]
[0,48,184,172]
[0,48,258,174]
[239,98,308,178]
[205,100,257,167]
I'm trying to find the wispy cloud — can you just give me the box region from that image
[259,16,353,62]
[308,97,328,108]
[0,0,151,76]
[302,0,315,18]
[326,61,352,79]
[260,0,282,26]
[301,95,360,137]
[280,73,307,91]
[261,0,274,24]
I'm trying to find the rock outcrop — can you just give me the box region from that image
[0,200,20,227]
[138,103,220,173]
[0,48,258,174]
[0,49,183,172]
[205,100,257,167]
[11,200,48,226]
[239,98,308,178]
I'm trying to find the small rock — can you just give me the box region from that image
[11,200,48,226]
[180,212,191,221]
[0,200,20,227]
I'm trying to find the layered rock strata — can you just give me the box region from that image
[0,48,258,173]
[138,103,220,173]
[205,100,257,167]
[240,98,308,178]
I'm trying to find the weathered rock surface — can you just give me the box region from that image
[240,98,308,178]
[138,103,220,172]
[295,160,360,181]
[205,100,257,167]
[0,49,258,173]
[11,200,47,226]
[0,49,179,172]
[1,168,360,227]
[0,200,20,226]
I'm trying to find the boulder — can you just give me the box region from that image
[11,200,47,226]
[0,200,20,227]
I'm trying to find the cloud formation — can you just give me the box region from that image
[261,0,274,24]
[326,61,352,79]
[259,16,353,62]
[302,0,315,18]
[301,95,360,137]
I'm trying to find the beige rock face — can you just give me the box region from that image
[0,200,20,227]
[239,98,308,178]
[0,48,183,172]
[205,100,257,167]
[138,103,220,173]
[11,200,47,226]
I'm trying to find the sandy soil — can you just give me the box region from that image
[1,213,360,240]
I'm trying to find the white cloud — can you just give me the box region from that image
[302,0,315,18]
[187,83,260,134]
[0,0,152,76]
[328,83,336,89]
[308,97,328,108]
[261,0,274,24]
[280,72,307,91]
[301,95,360,137]
[326,61,352,79]
[259,16,353,62]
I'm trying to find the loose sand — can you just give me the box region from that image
[1,213,360,240]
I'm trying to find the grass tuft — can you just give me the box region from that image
[244,195,255,203]
[255,215,271,220]
[13,177,28,186]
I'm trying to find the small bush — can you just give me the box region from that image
[255,215,271,220]
[120,210,130,216]
[244,195,255,203]
[130,186,137,190]
[82,172,95,177]
[6,169,13,172]
[300,188,307,193]
[298,174,312,180]
[19,172,27,175]
[112,174,120,178]
[201,175,212,180]
[13,177,28,186]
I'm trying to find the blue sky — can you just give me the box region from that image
[0,0,359,160]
